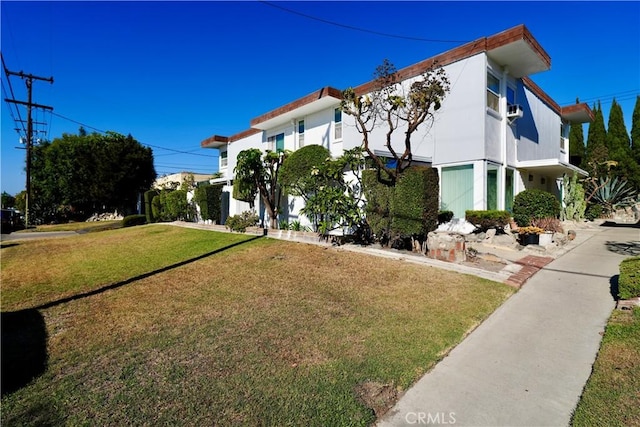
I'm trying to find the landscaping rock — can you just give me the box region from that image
[427,231,466,262]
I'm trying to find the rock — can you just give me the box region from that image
[567,230,576,241]
[484,229,497,243]
[436,218,477,234]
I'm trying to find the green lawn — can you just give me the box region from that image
[1,225,514,425]
[571,307,640,426]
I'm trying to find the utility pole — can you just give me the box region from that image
[4,70,54,228]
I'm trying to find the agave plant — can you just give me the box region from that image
[588,176,638,215]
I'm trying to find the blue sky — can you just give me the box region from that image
[2,1,639,197]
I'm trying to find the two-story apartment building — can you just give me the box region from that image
[201,24,592,226]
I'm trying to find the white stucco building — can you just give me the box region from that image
[201,24,592,226]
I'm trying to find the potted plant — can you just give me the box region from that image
[531,217,564,246]
[517,226,545,246]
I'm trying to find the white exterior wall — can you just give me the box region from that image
[517,86,562,162]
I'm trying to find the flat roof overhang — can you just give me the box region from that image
[561,103,594,124]
[201,135,228,149]
[517,159,588,178]
[250,87,342,130]
[486,26,551,78]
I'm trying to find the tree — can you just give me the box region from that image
[30,131,156,222]
[341,59,450,184]
[568,98,585,167]
[234,148,288,229]
[583,102,608,173]
[632,96,640,165]
[279,144,331,201]
[1,192,16,209]
[606,99,639,191]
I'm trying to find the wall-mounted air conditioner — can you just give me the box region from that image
[507,104,524,119]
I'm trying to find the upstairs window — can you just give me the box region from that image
[220,150,228,168]
[487,72,500,112]
[267,133,285,152]
[334,108,342,140]
[298,120,305,147]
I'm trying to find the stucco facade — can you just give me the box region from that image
[201,24,593,225]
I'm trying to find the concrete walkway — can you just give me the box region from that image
[378,223,639,427]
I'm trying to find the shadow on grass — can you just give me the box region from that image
[1,242,19,249]
[32,235,263,311]
[610,275,619,302]
[1,309,48,397]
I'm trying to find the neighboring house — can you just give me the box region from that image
[201,24,593,226]
[153,172,214,190]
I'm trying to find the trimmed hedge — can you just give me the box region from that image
[279,145,330,197]
[513,189,561,227]
[362,169,393,241]
[465,210,511,231]
[618,256,640,300]
[122,214,147,227]
[390,166,439,240]
[194,184,222,223]
[144,189,159,223]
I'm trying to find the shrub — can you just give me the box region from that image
[122,214,147,228]
[152,190,194,222]
[513,189,561,227]
[438,211,454,224]
[464,210,510,231]
[530,217,564,233]
[390,166,439,245]
[585,204,603,221]
[561,174,586,221]
[225,211,259,233]
[144,189,159,223]
[279,145,331,198]
[362,169,393,242]
[618,256,640,300]
[194,184,222,223]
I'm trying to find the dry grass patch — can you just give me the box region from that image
[2,227,514,425]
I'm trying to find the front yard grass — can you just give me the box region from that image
[571,307,640,426]
[1,225,514,425]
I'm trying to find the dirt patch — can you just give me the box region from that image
[461,257,508,273]
[354,381,398,418]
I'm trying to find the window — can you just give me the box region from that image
[298,120,305,147]
[441,164,474,219]
[220,150,228,168]
[486,166,498,211]
[487,72,500,112]
[505,168,514,213]
[334,108,342,140]
[267,133,285,152]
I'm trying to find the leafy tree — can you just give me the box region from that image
[606,99,639,191]
[1,192,16,209]
[234,148,288,229]
[14,191,26,213]
[568,99,585,167]
[30,131,156,222]
[341,59,450,184]
[299,147,366,234]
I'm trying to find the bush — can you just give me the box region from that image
[225,211,259,233]
[513,189,561,227]
[585,204,603,221]
[438,211,454,224]
[122,214,147,228]
[144,189,159,223]
[362,169,394,242]
[152,190,194,222]
[194,184,222,223]
[464,210,510,231]
[618,256,640,300]
[279,145,331,197]
[390,166,439,245]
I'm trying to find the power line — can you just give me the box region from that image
[259,1,469,44]
[50,111,217,158]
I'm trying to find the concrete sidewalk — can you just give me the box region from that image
[378,224,639,427]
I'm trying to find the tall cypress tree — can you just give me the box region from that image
[606,99,639,191]
[568,98,585,167]
[631,96,640,165]
[583,101,608,175]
